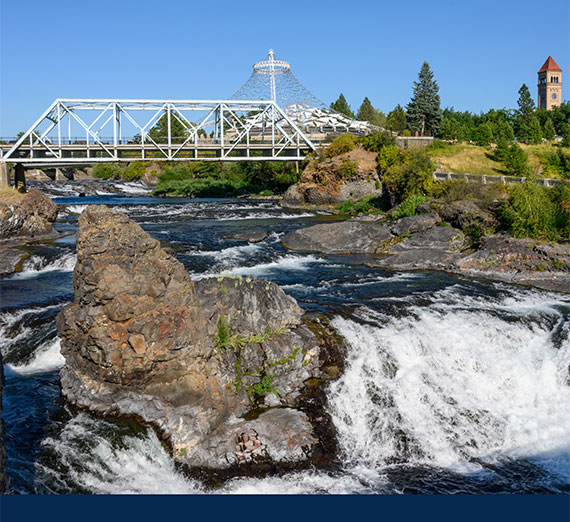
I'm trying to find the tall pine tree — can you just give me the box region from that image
[406,62,442,136]
[330,93,355,118]
[516,84,535,116]
[357,97,385,127]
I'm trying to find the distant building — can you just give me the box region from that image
[537,56,562,110]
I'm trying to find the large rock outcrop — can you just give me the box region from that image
[57,205,324,469]
[282,145,381,208]
[0,188,57,239]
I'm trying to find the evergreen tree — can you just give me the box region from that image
[330,93,355,119]
[356,97,385,127]
[439,116,459,140]
[504,143,531,176]
[475,122,495,147]
[526,115,543,145]
[386,104,407,134]
[516,84,535,116]
[543,118,556,141]
[496,120,515,143]
[406,62,442,136]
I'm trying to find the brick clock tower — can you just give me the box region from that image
[537,56,562,110]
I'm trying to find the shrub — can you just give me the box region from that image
[325,133,357,158]
[122,161,147,181]
[92,163,123,179]
[377,144,403,171]
[504,143,531,177]
[337,159,359,178]
[359,131,394,152]
[382,149,435,203]
[547,148,570,179]
[392,194,429,219]
[501,177,560,240]
[335,195,384,215]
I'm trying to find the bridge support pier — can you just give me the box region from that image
[14,164,26,193]
[0,163,10,187]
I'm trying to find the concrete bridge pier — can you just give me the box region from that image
[14,164,26,193]
[0,163,10,187]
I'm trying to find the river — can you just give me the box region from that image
[1,186,569,494]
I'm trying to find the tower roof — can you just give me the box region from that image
[538,56,562,73]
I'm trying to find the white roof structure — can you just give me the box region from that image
[231,50,379,135]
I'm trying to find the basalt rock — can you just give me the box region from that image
[0,188,58,239]
[57,205,324,469]
[0,350,7,493]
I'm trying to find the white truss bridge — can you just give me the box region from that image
[0,98,317,167]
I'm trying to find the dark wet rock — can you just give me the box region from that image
[282,220,392,254]
[0,244,28,276]
[390,213,440,236]
[224,231,270,243]
[282,184,305,207]
[57,205,324,469]
[0,188,57,239]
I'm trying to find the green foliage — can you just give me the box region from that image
[501,177,568,240]
[382,148,435,202]
[504,144,531,177]
[356,97,386,127]
[330,93,355,118]
[248,375,279,398]
[547,148,570,178]
[359,131,395,152]
[406,61,442,136]
[92,163,123,180]
[325,133,357,157]
[335,195,385,215]
[386,104,407,134]
[429,178,506,208]
[122,161,146,181]
[377,144,403,170]
[464,223,483,244]
[475,122,494,147]
[516,84,535,116]
[216,316,231,349]
[337,159,359,178]
[391,194,429,218]
[153,161,298,197]
[543,118,556,141]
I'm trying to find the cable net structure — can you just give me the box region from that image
[231,50,378,135]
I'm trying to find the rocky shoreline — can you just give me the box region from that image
[282,207,570,293]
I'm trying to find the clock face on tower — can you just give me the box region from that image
[552,93,558,100]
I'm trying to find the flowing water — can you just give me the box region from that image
[1,187,569,494]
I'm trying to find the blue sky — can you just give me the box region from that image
[0,0,568,135]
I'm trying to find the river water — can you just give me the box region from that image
[1,186,569,494]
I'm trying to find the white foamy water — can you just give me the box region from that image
[328,293,570,477]
[6,337,64,375]
[64,204,88,215]
[113,181,150,194]
[9,253,76,280]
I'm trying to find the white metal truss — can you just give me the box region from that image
[0,99,316,165]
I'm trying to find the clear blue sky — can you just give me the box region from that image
[0,0,568,135]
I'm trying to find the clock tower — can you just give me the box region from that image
[537,56,562,110]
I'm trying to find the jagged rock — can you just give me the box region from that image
[390,213,440,236]
[0,188,58,239]
[57,205,323,469]
[282,221,392,254]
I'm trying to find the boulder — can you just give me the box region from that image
[390,213,440,236]
[436,200,496,231]
[0,188,58,239]
[282,220,392,254]
[57,205,324,469]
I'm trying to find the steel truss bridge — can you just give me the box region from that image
[0,99,317,170]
